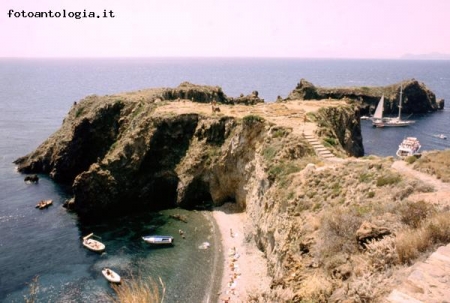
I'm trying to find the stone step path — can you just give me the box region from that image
[303,132,337,160]
[387,243,450,303]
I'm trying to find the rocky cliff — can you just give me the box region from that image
[14,83,361,217]
[284,78,444,115]
[15,82,448,302]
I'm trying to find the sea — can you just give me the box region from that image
[0,58,449,302]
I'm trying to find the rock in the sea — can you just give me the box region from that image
[24,174,39,183]
[285,78,442,115]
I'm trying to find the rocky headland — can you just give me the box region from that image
[284,78,445,116]
[14,81,450,302]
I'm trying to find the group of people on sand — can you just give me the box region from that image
[220,238,242,302]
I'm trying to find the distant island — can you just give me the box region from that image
[401,52,450,60]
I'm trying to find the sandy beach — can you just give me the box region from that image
[212,203,271,303]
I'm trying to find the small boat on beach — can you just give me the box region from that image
[396,137,421,158]
[102,267,121,283]
[35,199,53,209]
[142,235,174,245]
[82,233,105,252]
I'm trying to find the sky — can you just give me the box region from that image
[1,0,449,58]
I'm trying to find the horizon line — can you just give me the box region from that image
[1,55,450,61]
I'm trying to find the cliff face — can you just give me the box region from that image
[310,105,364,157]
[15,84,362,217]
[285,78,444,115]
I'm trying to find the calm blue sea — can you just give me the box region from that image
[0,58,449,302]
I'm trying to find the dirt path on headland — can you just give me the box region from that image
[155,99,343,136]
[392,160,450,207]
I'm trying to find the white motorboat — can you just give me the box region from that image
[102,267,121,283]
[82,233,105,252]
[396,137,421,158]
[142,235,174,245]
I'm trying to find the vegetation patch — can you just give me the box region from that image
[396,200,436,228]
[270,127,290,138]
[319,207,364,255]
[268,161,301,181]
[413,150,450,182]
[405,155,418,164]
[243,114,265,125]
[75,106,84,118]
[376,173,401,187]
[204,146,220,166]
[111,276,165,303]
[262,145,281,162]
[395,212,450,264]
[359,172,374,183]
[322,137,337,147]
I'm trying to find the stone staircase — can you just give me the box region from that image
[303,131,337,160]
[387,243,450,303]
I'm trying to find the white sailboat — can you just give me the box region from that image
[372,86,415,128]
[371,94,385,126]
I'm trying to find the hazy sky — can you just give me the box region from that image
[1,0,449,58]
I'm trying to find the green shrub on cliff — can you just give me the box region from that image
[268,161,300,179]
[262,146,279,162]
[322,137,337,147]
[376,173,401,187]
[75,106,84,118]
[405,155,417,164]
[243,114,265,125]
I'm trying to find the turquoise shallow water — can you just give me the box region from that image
[0,58,449,302]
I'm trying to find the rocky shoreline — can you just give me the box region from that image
[14,81,449,302]
[284,78,444,115]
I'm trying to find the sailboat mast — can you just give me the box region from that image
[398,85,403,120]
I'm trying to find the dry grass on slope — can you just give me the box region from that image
[396,211,450,264]
[260,157,450,302]
[412,150,450,182]
[111,276,165,303]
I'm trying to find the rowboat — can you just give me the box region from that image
[35,199,53,209]
[82,233,105,252]
[142,235,174,245]
[102,267,121,283]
